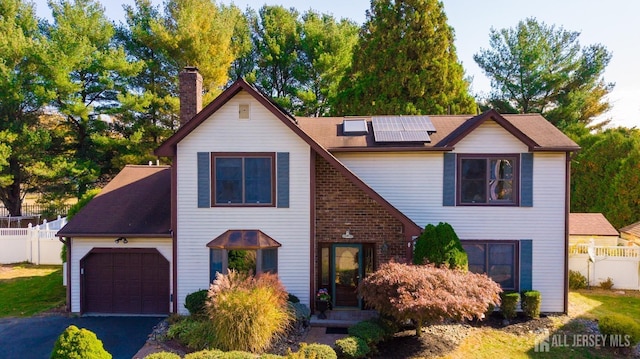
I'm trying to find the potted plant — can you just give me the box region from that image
[315,288,331,319]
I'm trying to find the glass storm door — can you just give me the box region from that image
[332,244,362,307]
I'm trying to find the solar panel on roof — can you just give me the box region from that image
[342,119,368,135]
[371,116,435,143]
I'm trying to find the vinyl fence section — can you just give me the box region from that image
[569,244,640,290]
[0,217,66,265]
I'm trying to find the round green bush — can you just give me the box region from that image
[185,289,210,316]
[145,353,182,359]
[598,314,640,346]
[347,321,386,345]
[287,293,300,303]
[298,343,337,359]
[500,291,520,320]
[50,325,111,359]
[288,302,311,322]
[569,270,587,290]
[334,337,369,359]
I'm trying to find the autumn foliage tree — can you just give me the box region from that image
[358,262,501,336]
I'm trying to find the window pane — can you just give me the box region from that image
[489,159,514,202]
[463,243,486,274]
[216,158,242,203]
[461,159,486,203]
[488,244,515,289]
[321,247,329,286]
[210,249,224,283]
[228,249,257,274]
[261,248,278,273]
[245,157,272,204]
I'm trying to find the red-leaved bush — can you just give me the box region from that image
[358,262,502,336]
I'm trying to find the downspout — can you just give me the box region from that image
[58,236,71,312]
[564,151,575,314]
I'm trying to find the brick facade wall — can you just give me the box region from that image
[314,153,408,265]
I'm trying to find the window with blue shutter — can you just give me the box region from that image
[210,249,224,282]
[276,152,290,208]
[443,153,456,206]
[520,153,533,207]
[197,152,210,208]
[520,239,533,291]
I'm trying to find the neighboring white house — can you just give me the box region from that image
[58,68,579,315]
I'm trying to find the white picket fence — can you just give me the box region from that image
[0,217,67,265]
[569,243,640,290]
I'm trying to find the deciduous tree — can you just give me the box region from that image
[358,262,501,336]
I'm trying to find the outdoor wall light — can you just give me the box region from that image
[115,237,128,244]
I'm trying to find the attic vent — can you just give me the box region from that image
[239,104,250,120]
[372,116,435,143]
[342,119,368,135]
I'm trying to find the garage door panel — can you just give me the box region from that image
[81,249,169,314]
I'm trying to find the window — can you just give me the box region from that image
[461,240,518,291]
[213,153,274,206]
[458,155,518,205]
[208,230,281,282]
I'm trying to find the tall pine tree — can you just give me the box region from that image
[333,0,476,116]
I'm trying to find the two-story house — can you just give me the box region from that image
[58,68,579,315]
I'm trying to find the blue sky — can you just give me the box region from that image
[32,0,639,128]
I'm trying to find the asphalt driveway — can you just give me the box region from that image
[0,315,164,359]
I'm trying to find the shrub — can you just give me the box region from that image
[145,353,182,359]
[358,262,501,336]
[569,270,587,290]
[348,321,386,345]
[166,317,216,350]
[184,350,226,359]
[259,354,285,359]
[287,293,300,303]
[599,277,614,290]
[50,325,111,359]
[298,343,337,359]
[520,290,541,319]
[500,291,520,320]
[413,222,468,270]
[185,289,210,317]
[598,314,640,346]
[288,302,311,322]
[207,270,293,353]
[334,337,369,359]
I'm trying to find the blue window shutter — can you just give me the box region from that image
[277,152,290,208]
[520,239,533,291]
[521,153,533,207]
[197,152,210,208]
[443,153,456,206]
[210,249,224,283]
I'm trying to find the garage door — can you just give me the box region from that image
[81,248,170,314]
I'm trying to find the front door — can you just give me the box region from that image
[332,244,362,307]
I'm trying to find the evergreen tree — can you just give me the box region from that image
[413,222,468,270]
[474,18,612,129]
[333,0,476,116]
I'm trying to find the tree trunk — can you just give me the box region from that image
[0,158,22,216]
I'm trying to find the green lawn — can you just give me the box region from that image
[0,263,66,317]
[440,290,640,359]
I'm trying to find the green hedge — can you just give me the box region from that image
[520,290,541,319]
[347,321,386,345]
[185,289,209,317]
[500,291,520,320]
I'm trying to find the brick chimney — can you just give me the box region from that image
[179,66,203,126]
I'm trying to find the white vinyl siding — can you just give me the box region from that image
[176,91,311,314]
[336,120,567,312]
[69,237,172,313]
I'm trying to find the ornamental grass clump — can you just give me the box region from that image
[207,270,293,353]
[358,262,502,336]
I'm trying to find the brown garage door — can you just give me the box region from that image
[81,248,169,314]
